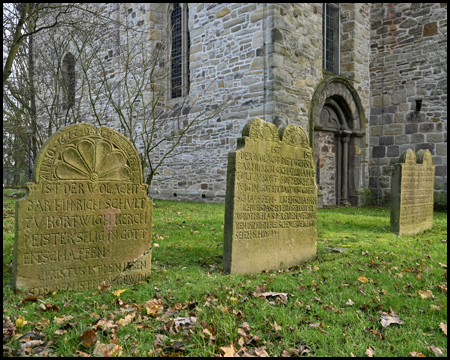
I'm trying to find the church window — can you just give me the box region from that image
[323,3,340,74]
[170,4,190,99]
[62,52,75,109]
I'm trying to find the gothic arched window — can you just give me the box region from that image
[170,3,190,99]
[62,52,75,109]
[323,3,340,74]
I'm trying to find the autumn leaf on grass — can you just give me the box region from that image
[270,321,282,331]
[92,318,118,332]
[346,299,354,306]
[54,315,74,325]
[18,296,38,306]
[117,313,135,327]
[439,322,447,336]
[429,345,443,356]
[3,317,16,339]
[174,317,197,331]
[15,316,28,328]
[253,289,290,305]
[113,289,128,297]
[408,351,426,357]
[380,308,404,328]
[80,329,97,348]
[37,302,60,312]
[93,341,123,357]
[365,346,375,357]
[98,281,111,292]
[418,290,434,299]
[145,299,165,316]
[358,275,369,283]
[220,344,237,357]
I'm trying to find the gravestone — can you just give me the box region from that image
[14,124,153,295]
[390,149,434,236]
[224,118,317,274]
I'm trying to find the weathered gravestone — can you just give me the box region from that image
[390,149,434,236]
[224,118,317,274]
[14,124,153,295]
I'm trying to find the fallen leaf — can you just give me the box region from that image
[174,317,197,330]
[98,281,111,292]
[358,275,369,283]
[19,340,44,349]
[380,310,404,327]
[365,346,375,357]
[408,351,426,357]
[270,321,282,331]
[346,299,354,306]
[359,304,371,312]
[145,299,165,316]
[221,344,237,357]
[15,316,28,328]
[313,265,319,271]
[255,346,269,357]
[113,289,127,297]
[54,315,74,325]
[241,321,251,332]
[117,313,135,327]
[438,262,447,269]
[439,322,447,336]
[3,317,16,338]
[80,329,97,348]
[18,296,38,306]
[429,345,443,356]
[418,290,433,299]
[255,291,290,305]
[54,329,67,335]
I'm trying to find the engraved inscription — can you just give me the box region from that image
[390,149,434,236]
[224,118,317,274]
[14,124,153,295]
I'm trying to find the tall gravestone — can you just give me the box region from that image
[390,149,434,236]
[224,118,317,274]
[14,124,153,295]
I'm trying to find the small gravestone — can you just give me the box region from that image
[14,124,153,295]
[224,118,317,274]
[390,149,434,236]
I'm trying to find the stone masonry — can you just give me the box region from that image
[369,3,447,207]
[32,4,447,207]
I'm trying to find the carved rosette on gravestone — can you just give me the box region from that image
[224,118,317,274]
[14,124,153,295]
[390,149,435,236]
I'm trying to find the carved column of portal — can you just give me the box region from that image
[340,134,351,206]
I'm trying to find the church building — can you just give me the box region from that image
[34,3,448,208]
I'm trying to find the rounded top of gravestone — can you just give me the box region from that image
[34,123,143,184]
[242,118,279,142]
[279,124,310,148]
[416,149,433,166]
[398,148,416,165]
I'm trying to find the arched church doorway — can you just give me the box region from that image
[310,77,366,206]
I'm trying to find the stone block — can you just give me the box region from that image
[216,6,231,19]
[387,145,399,158]
[390,149,434,235]
[405,123,418,134]
[385,124,404,135]
[224,118,317,274]
[14,124,153,295]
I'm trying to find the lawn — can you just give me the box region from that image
[3,188,447,357]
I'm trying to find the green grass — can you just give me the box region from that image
[3,189,447,357]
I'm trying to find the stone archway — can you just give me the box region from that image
[309,76,366,206]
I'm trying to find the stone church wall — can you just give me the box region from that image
[369,3,447,207]
[30,3,446,206]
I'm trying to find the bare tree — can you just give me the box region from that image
[4,4,232,187]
